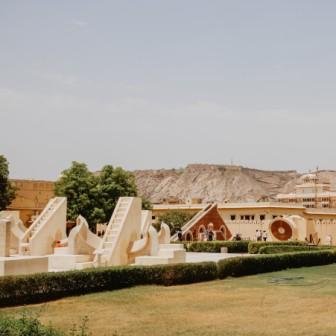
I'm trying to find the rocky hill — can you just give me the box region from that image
[134,164,336,203]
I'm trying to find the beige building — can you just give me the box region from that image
[152,172,336,244]
[153,201,336,245]
[7,179,55,226]
[276,173,336,208]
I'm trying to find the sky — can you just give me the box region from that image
[1,0,336,180]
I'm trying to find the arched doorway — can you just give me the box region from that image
[219,225,227,240]
[185,231,193,241]
[198,225,206,240]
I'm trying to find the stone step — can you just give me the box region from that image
[158,250,186,259]
[103,242,115,248]
[49,254,93,271]
[159,244,185,251]
[75,262,94,270]
[107,229,119,235]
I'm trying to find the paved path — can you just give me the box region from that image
[186,252,249,263]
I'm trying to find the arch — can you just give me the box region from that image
[270,219,293,241]
[198,225,206,235]
[185,231,193,241]
[220,225,227,240]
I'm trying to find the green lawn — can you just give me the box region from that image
[3,264,336,336]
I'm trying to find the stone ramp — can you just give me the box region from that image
[19,197,67,256]
[95,197,143,266]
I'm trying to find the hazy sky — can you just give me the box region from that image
[1,0,336,180]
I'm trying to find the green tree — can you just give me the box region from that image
[0,155,16,210]
[55,162,97,226]
[55,162,144,230]
[157,210,195,235]
[95,165,137,223]
[141,196,152,210]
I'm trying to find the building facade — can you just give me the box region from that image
[276,173,336,208]
[153,202,336,245]
[7,179,55,226]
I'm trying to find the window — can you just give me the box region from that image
[230,215,236,220]
[260,215,265,221]
[152,216,156,220]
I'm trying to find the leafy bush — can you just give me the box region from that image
[187,241,250,253]
[0,311,92,336]
[259,245,333,254]
[218,250,336,278]
[248,241,307,254]
[0,262,217,307]
[0,312,63,336]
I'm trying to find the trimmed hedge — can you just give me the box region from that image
[248,241,307,254]
[0,262,217,307]
[1,250,336,308]
[187,241,250,253]
[259,245,333,254]
[218,250,336,278]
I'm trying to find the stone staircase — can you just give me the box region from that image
[19,197,66,255]
[95,197,133,265]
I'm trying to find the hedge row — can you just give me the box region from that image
[259,245,333,254]
[0,262,217,307]
[186,241,250,253]
[218,250,336,278]
[180,240,313,254]
[248,241,307,254]
[1,250,336,307]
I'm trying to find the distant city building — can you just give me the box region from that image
[276,173,336,209]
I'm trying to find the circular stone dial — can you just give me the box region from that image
[270,220,293,241]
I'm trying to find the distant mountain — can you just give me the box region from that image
[133,164,336,203]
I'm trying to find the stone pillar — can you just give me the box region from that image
[0,219,11,257]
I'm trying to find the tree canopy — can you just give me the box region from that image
[94,165,137,223]
[0,155,16,210]
[55,162,97,225]
[157,210,195,235]
[55,162,150,229]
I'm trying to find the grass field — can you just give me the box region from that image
[3,264,336,336]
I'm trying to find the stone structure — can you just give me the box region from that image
[19,197,67,256]
[0,219,11,257]
[153,201,336,245]
[8,179,55,226]
[0,196,185,276]
[93,197,185,267]
[171,203,232,241]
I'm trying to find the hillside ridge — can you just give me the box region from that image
[133,164,336,203]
